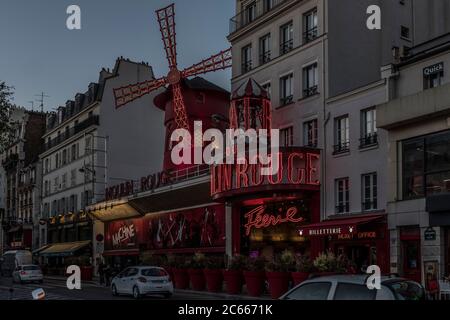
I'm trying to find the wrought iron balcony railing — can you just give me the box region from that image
[259,51,271,65]
[333,141,350,154]
[230,0,290,34]
[241,61,253,74]
[303,85,318,98]
[280,39,294,55]
[359,133,378,149]
[280,95,294,106]
[303,27,318,44]
[336,203,350,214]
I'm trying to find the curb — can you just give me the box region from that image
[174,289,271,300]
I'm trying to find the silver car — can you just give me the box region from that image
[12,265,44,284]
[111,266,174,299]
[280,274,425,300]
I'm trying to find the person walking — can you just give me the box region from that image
[104,265,112,287]
[98,261,105,286]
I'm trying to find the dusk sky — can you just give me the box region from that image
[0,0,234,112]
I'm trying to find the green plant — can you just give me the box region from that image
[313,251,337,272]
[205,256,225,270]
[140,252,167,267]
[245,256,266,272]
[187,253,206,269]
[295,254,314,273]
[266,250,296,272]
[226,255,247,271]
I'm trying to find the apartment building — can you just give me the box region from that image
[228,0,450,273]
[0,107,46,252]
[378,33,450,283]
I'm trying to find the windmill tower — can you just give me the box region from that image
[113,3,232,171]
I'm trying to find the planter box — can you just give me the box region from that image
[266,271,290,299]
[243,271,266,297]
[203,269,223,293]
[223,270,243,295]
[172,268,189,289]
[188,269,206,291]
[291,272,310,286]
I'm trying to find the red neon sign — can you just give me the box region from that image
[244,205,305,236]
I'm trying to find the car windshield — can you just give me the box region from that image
[141,268,168,277]
[385,280,424,300]
[23,266,40,271]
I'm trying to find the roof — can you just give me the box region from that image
[302,274,396,285]
[232,78,269,100]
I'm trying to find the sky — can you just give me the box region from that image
[0,0,234,112]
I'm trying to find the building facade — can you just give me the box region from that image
[378,34,450,284]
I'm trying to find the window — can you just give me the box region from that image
[280,22,294,55]
[335,178,350,213]
[259,34,271,65]
[360,108,378,148]
[55,154,59,168]
[362,173,377,211]
[280,127,294,147]
[241,45,252,74]
[304,119,318,147]
[62,149,67,165]
[334,116,350,154]
[263,0,273,12]
[333,283,376,300]
[85,136,92,155]
[53,177,59,193]
[303,8,318,43]
[62,173,67,190]
[71,144,77,161]
[71,169,77,187]
[401,26,410,39]
[45,158,49,174]
[402,130,450,199]
[280,73,293,106]
[284,282,331,300]
[424,63,444,90]
[303,63,318,97]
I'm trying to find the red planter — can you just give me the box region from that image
[172,268,189,289]
[266,272,290,299]
[223,270,243,295]
[80,266,93,281]
[188,269,206,291]
[291,272,310,286]
[203,269,223,293]
[243,271,266,297]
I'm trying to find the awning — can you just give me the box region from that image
[8,226,22,233]
[298,214,386,237]
[39,240,91,257]
[102,249,140,257]
[32,244,52,255]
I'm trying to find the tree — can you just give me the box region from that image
[0,81,15,153]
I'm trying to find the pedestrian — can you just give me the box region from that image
[104,265,112,287]
[98,261,105,286]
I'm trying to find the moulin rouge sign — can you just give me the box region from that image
[211,148,320,199]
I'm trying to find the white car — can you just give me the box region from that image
[280,274,425,300]
[111,266,174,299]
[12,265,44,284]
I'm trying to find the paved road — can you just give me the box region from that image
[0,276,221,300]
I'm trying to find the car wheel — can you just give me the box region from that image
[132,286,141,300]
[111,284,118,296]
[164,293,173,299]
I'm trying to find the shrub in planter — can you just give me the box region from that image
[243,256,266,297]
[187,253,206,291]
[203,256,225,293]
[266,251,294,299]
[291,254,313,286]
[223,255,246,295]
[312,251,348,276]
[170,255,190,289]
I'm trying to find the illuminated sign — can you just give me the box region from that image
[244,205,305,236]
[299,226,356,237]
[211,148,320,199]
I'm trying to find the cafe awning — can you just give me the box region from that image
[39,240,91,257]
[32,244,52,255]
[298,214,386,237]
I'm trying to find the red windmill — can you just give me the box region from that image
[113,3,232,133]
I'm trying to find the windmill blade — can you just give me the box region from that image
[171,83,190,130]
[156,3,178,69]
[114,77,167,108]
[182,48,232,78]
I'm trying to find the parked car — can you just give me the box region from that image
[280,274,425,300]
[111,266,174,299]
[1,250,33,277]
[12,265,44,284]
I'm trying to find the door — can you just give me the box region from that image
[402,240,421,283]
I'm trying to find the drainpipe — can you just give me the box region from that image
[321,0,328,223]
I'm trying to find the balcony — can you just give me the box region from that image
[280,95,294,106]
[303,85,318,98]
[303,27,318,44]
[336,203,350,214]
[44,115,99,152]
[259,51,271,65]
[333,141,350,155]
[280,39,294,55]
[230,0,290,34]
[241,61,253,74]
[359,133,378,149]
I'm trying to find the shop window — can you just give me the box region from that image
[334,115,350,154]
[335,178,350,214]
[360,108,378,148]
[283,282,331,300]
[362,173,377,211]
[302,63,318,98]
[424,63,444,90]
[279,73,293,106]
[280,126,294,147]
[304,119,318,148]
[402,130,450,199]
[333,283,376,300]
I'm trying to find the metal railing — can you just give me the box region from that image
[230,0,290,34]
[336,203,350,214]
[44,116,99,151]
[280,39,294,55]
[280,95,294,106]
[333,141,350,154]
[303,27,318,44]
[259,51,271,65]
[241,61,253,74]
[303,85,318,98]
[359,133,378,148]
